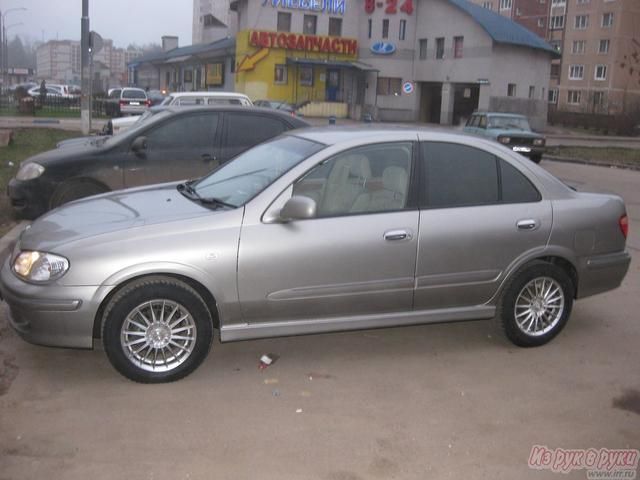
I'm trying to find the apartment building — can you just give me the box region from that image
[192,0,237,44]
[472,0,640,117]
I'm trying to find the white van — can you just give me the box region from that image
[160,91,253,107]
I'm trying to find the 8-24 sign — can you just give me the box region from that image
[365,0,414,15]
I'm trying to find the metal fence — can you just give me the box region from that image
[0,89,111,118]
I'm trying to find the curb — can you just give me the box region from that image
[543,155,640,171]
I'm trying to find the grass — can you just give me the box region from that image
[545,146,640,168]
[0,128,79,235]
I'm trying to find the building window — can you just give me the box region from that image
[599,39,610,54]
[574,15,589,29]
[567,90,581,104]
[576,0,590,3]
[435,37,445,59]
[300,66,313,86]
[382,19,390,39]
[329,17,342,37]
[500,0,512,10]
[274,64,287,84]
[551,0,565,5]
[528,86,535,98]
[550,15,565,29]
[419,39,428,60]
[538,18,545,27]
[550,64,561,77]
[377,77,402,96]
[399,20,407,40]
[453,36,464,58]
[482,1,493,9]
[277,12,291,32]
[368,19,372,39]
[594,64,607,80]
[602,12,614,27]
[569,64,584,79]
[548,89,558,103]
[541,87,545,100]
[572,40,586,54]
[593,91,605,108]
[303,15,317,35]
[550,40,562,53]
[507,83,517,96]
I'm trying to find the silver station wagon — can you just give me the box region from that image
[0,128,631,383]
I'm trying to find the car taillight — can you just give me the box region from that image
[145,100,151,107]
[119,100,126,106]
[619,214,629,239]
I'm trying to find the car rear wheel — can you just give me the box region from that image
[499,261,574,347]
[102,277,214,383]
[49,179,109,209]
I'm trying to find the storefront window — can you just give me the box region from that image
[399,20,406,40]
[382,19,390,39]
[329,17,343,37]
[300,66,314,87]
[435,37,445,59]
[377,77,402,96]
[275,64,288,85]
[277,12,291,32]
[303,15,317,35]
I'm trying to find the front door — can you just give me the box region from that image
[124,111,220,187]
[237,141,419,324]
[326,69,340,101]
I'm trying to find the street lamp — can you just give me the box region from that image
[1,7,27,91]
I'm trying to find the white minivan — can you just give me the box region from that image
[160,91,253,107]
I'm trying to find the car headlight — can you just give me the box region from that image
[13,251,69,282]
[498,136,511,144]
[16,163,45,181]
[533,138,546,146]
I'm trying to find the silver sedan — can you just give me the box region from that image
[0,128,631,383]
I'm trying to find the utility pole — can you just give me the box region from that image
[80,0,90,134]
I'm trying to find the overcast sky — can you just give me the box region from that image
[2,0,193,47]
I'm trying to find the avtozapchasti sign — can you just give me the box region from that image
[249,30,358,56]
[262,0,346,15]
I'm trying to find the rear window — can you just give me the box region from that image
[122,89,146,99]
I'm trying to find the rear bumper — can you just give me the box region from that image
[577,251,631,298]
[120,105,147,115]
[0,260,101,349]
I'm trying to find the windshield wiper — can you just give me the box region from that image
[177,181,235,208]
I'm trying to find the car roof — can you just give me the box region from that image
[166,91,250,99]
[288,125,475,145]
[479,112,528,119]
[153,105,309,126]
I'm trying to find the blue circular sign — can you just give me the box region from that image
[370,42,396,55]
[402,82,414,94]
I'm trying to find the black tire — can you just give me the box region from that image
[530,154,542,164]
[499,261,574,347]
[49,179,109,209]
[102,276,214,383]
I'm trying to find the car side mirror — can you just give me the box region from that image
[279,196,316,222]
[131,136,147,156]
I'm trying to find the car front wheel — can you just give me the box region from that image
[499,261,574,347]
[102,276,214,383]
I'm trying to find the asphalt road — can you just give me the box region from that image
[0,160,638,480]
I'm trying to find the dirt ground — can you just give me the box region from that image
[0,160,638,480]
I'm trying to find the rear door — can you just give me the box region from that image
[219,112,287,163]
[124,111,220,187]
[414,140,552,309]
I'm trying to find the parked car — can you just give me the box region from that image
[104,87,150,117]
[463,112,546,163]
[27,84,77,105]
[1,128,630,383]
[8,106,309,219]
[160,91,253,107]
[254,99,297,115]
[146,89,167,106]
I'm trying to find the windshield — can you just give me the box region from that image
[193,136,325,207]
[488,116,531,131]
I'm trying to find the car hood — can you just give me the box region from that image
[19,183,216,252]
[25,140,108,166]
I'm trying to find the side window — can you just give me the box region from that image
[224,113,286,155]
[109,89,121,99]
[293,142,413,217]
[177,97,205,105]
[422,142,499,208]
[145,113,219,150]
[499,159,541,203]
[466,115,477,127]
[478,115,487,128]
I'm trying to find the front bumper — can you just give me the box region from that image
[0,258,102,349]
[508,145,545,158]
[577,251,631,298]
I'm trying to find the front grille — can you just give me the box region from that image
[509,137,535,146]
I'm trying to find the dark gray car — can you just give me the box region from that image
[0,127,630,383]
[7,106,309,219]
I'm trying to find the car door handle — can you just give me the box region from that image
[517,219,538,231]
[384,229,412,241]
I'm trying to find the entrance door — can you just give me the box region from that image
[326,69,340,101]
